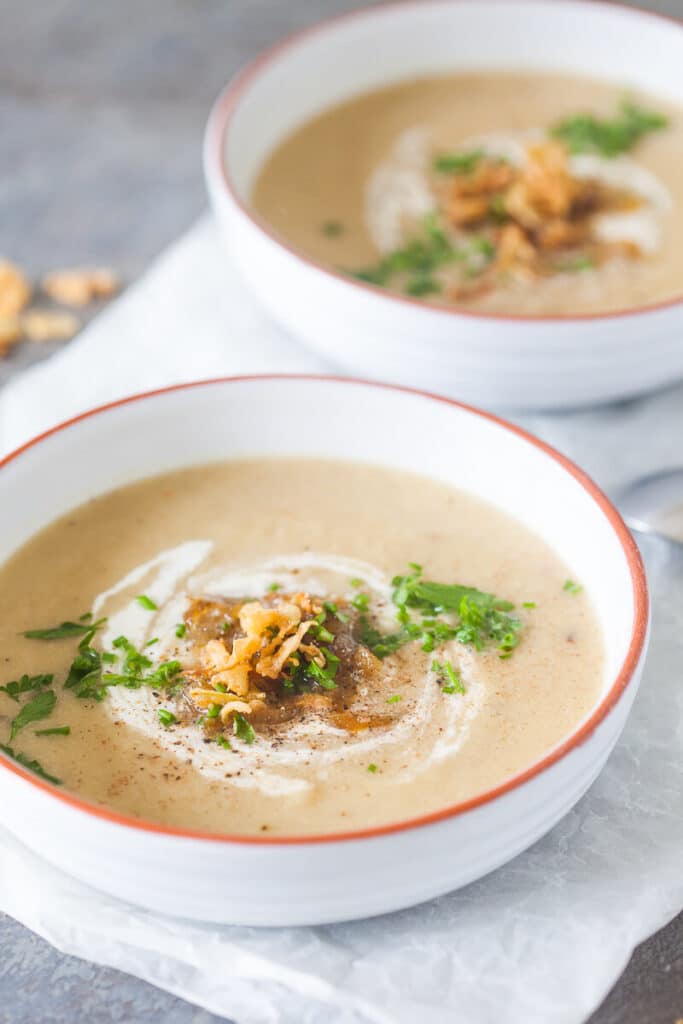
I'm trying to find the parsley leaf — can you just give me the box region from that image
[432,659,466,694]
[551,100,667,157]
[433,148,484,174]
[233,712,255,745]
[0,673,53,703]
[321,220,344,238]
[23,617,106,640]
[0,743,62,785]
[10,689,57,740]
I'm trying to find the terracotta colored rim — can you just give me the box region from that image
[205,0,683,325]
[0,375,649,845]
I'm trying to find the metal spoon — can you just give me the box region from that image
[613,468,683,544]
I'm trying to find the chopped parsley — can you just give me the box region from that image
[522,601,537,609]
[158,708,177,727]
[349,211,495,297]
[0,673,53,703]
[206,703,221,719]
[23,617,105,641]
[556,254,595,272]
[233,712,255,745]
[101,636,183,691]
[551,100,667,157]
[358,564,521,660]
[0,743,61,785]
[433,148,484,175]
[10,689,57,740]
[175,623,187,638]
[324,600,349,624]
[215,735,232,750]
[350,578,364,588]
[432,659,465,695]
[367,763,378,773]
[63,628,107,700]
[563,579,583,595]
[321,220,344,238]
[35,726,70,737]
[136,594,157,611]
[267,582,281,592]
[405,275,441,296]
[386,694,402,704]
[301,647,339,691]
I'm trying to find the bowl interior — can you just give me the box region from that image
[224,0,683,202]
[0,378,641,713]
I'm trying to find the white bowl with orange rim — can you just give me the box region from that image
[0,377,648,924]
[204,0,683,410]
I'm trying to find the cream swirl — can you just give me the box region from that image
[93,544,484,798]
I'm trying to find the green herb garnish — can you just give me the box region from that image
[10,689,57,740]
[563,579,583,595]
[136,594,157,611]
[392,564,521,655]
[433,148,484,175]
[556,254,595,272]
[101,636,183,691]
[0,743,61,785]
[350,212,463,289]
[551,100,667,157]
[207,703,221,719]
[216,734,232,750]
[23,618,105,641]
[158,708,177,727]
[352,593,370,612]
[522,601,537,609]
[432,659,465,695]
[233,712,255,745]
[367,763,378,773]
[350,578,364,588]
[349,211,495,296]
[0,673,53,703]
[63,628,106,700]
[175,623,187,638]
[321,220,344,238]
[324,600,349,624]
[406,275,441,296]
[35,726,70,737]
[386,694,402,704]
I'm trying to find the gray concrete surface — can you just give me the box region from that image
[0,1,681,1021]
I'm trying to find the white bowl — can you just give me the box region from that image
[204,0,683,411]
[0,377,648,925]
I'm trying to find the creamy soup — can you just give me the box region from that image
[0,459,603,836]
[252,73,683,315]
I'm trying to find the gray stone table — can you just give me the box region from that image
[0,1,681,1021]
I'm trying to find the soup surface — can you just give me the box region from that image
[0,459,603,835]
[252,72,683,315]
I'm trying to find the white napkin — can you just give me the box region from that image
[1,216,682,1024]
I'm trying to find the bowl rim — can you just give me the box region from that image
[204,0,683,326]
[0,375,649,845]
